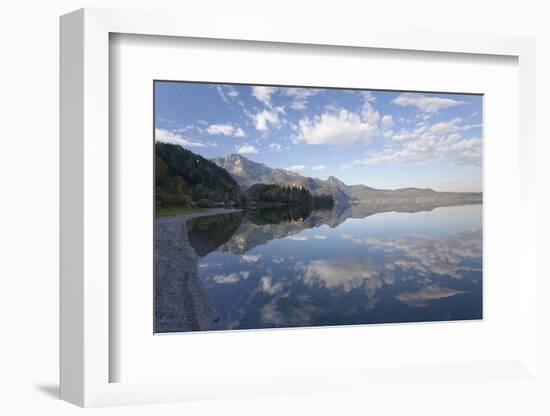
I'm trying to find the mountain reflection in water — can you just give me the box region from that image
[155,203,482,333]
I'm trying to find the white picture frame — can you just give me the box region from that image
[60,7,538,407]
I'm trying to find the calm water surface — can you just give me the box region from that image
[178,204,482,331]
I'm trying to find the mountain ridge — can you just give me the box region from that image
[211,153,482,207]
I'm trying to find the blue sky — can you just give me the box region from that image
[155,82,482,192]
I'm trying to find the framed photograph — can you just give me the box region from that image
[60,8,539,408]
[153,81,484,334]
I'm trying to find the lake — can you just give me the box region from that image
[155,203,482,333]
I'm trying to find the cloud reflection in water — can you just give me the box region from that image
[194,205,483,329]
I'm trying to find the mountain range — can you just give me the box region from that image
[211,153,482,207]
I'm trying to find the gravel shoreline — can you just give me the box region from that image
[154,208,242,333]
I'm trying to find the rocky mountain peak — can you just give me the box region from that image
[327,176,344,185]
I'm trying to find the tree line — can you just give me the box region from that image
[243,183,334,209]
[155,143,334,210]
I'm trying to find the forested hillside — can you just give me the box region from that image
[155,143,242,208]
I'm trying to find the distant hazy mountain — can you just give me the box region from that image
[211,153,482,207]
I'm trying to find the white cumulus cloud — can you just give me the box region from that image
[251,86,277,107]
[206,123,246,137]
[285,165,306,173]
[283,87,320,111]
[293,93,393,146]
[393,93,466,113]
[236,144,258,154]
[342,117,482,168]
[295,108,381,145]
[215,85,240,103]
[311,165,326,171]
[252,109,280,131]
[227,88,239,98]
[381,114,394,129]
[290,101,307,110]
[155,128,210,147]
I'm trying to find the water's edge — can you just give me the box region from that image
[154,208,242,333]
